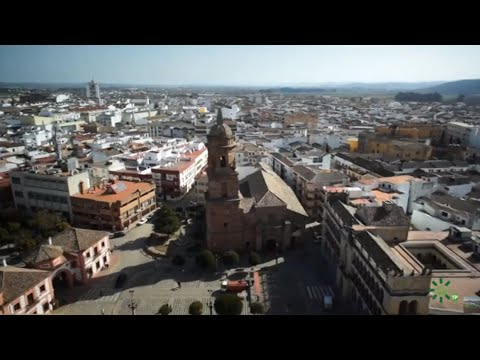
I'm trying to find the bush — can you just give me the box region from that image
[249,251,262,266]
[154,206,181,235]
[222,250,239,267]
[187,243,202,253]
[250,302,265,314]
[158,304,172,315]
[189,301,203,315]
[214,294,243,315]
[196,249,216,270]
[172,255,185,266]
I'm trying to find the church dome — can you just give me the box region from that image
[208,108,233,138]
[209,122,233,137]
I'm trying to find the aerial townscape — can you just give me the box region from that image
[0,45,480,315]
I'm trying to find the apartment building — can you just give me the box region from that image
[10,163,91,222]
[292,165,348,221]
[322,192,433,315]
[151,146,208,201]
[445,122,480,148]
[71,179,156,232]
[195,171,208,205]
[269,152,295,187]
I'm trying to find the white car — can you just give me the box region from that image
[137,218,148,226]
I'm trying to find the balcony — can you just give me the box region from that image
[25,295,44,313]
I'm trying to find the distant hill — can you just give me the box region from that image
[420,79,480,95]
[331,81,444,91]
[262,82,445,94]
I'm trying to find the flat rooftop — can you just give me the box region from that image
[71,180,154,203]
[405,231,480,314]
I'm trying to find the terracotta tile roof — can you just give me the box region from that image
[0,266,51,304]
[356,205,410,227]
[270,152,294,167]
[50,228,109,252]
[240,163,307,217]
[355,232,401,274]
[24,244,65,264]
[257,191,285,208]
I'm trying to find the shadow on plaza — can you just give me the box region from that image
[62,226,336,312]
[113,236,148,252]
[64,253,232,303]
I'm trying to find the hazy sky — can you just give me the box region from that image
[1,45,479,85]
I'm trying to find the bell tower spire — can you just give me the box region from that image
[206,108,238,200]
[216,108,223,125]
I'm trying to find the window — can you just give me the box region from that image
[27,293,34,305]
[39,284,46,293]
[101,241,105,248]
[42,302,50,312]
[85,251,91,258]
[224,223,228,228]
[14,191,24,198]
[441,211,448,217]
[12,177,20,184]
[13,302,21,311]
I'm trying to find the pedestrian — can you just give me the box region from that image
[101,308,105,315]
[177,281,181,289]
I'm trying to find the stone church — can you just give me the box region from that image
[205,110,308,253]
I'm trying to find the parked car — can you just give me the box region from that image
[137,218,148,226]
[115,273,127,288]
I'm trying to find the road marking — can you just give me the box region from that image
[306,286,314,299]
[306,285,334,302]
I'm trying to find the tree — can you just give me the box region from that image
[158,304,172,315]
[214,294,243,315]
[15,229,37,251]
[154,206,181,235]
[172,255,185,266]
[56,222,71,231]
[189,301,203,315]
[249,251,262,266]
[7,222,21,233]
[222,250,239,267]
[250,302,265,314]
[457,94,466,103]
[196,249,216,270]
[0,227,10,246]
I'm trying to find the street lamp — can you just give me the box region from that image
[207,299,214,315]
[128,290,138,315]
[275,241,279,264]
